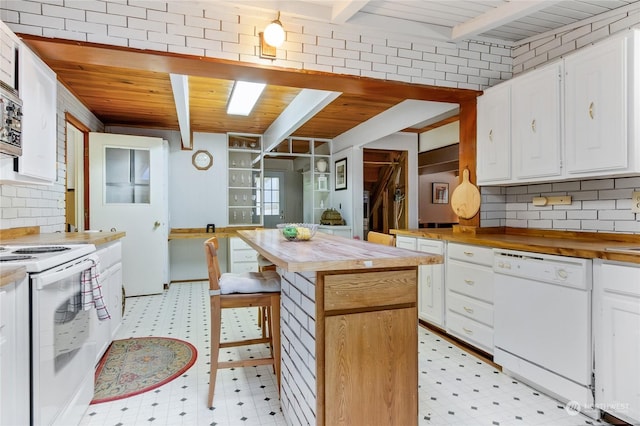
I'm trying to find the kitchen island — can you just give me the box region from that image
[237,229,443,426]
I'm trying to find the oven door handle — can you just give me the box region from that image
[32,255,99,290]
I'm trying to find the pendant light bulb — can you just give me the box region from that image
[263,12,285,47]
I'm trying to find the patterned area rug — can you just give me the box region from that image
[91,337,197,404]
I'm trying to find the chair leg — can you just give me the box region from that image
[270,294,281,396]
[208,297,222,408]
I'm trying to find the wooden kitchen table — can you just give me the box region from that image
[237,229,442,426]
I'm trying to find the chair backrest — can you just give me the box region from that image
[204,236,222,292]
[367,231,395,246]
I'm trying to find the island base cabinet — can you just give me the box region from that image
[594,261,640,425]
[324,307,418,426]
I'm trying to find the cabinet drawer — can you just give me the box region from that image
[447,291,493,326]
[395,236,416,250]
[446,310,494,354]
[233,249,258,262]
[448,243,493,266]
[447,260,494,303]
[324,270,416,312]
[230,237,253,250]
[231,262,258,274]
[416,239,444,255]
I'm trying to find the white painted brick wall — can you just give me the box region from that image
[0,1,512,91]
[512,8,640,75]
[0,82,103,231]
[480,176,640,233]
[279,269,317,426]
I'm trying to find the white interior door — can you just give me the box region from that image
[89,133,168,296]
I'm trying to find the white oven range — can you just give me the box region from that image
[0,244,98,426]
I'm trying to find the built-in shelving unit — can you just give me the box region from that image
[228,133,263,226]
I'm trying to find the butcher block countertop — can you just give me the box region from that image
[0,266,26,288]
[0,226,125,246]
[238,229,442,273]
[391,227,640,264]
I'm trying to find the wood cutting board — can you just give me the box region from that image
[450,168,481,219]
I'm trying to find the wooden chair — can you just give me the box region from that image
[204,236,281,408]
[367,231,396,246]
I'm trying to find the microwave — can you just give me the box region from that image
[0,81,22,157]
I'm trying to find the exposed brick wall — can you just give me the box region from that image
[0,82,103,231]
[480,176,640,233]
[0,1,512,90]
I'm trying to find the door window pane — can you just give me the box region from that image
[105,147,150,204]
[263,176,280,216]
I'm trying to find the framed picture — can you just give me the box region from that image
[432,182,449,204]
[335,158,347,190]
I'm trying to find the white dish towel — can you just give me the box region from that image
[80,256,111,321]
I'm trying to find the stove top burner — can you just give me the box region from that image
[12,246,72,254]
[0,255,36,262]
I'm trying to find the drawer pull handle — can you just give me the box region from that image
[426,276,431,287]
[464,306,474,314]
[464,279,474,285]
[488,129,493,142]
[589,102,594,119]
[531,119,536,132]
[463,327,473,335]
[463,251,474,256]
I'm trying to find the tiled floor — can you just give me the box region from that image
[80,281,602,426]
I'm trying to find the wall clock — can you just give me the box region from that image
[192,150,213,170]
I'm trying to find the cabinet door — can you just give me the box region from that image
[595,263,640,425]
[418,264,443,326]
[325,307,417,426]
[416,239,444,326]
[18,44,57,182]
[512,62,562,179]
[395,235,416,250]
[477,84,511,183]
[565,34,629,174]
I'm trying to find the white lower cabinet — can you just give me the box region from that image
[593,260,640,425]
[396,236,445,327]
[446,243,494,354]
[416,239,445,327]
[228,237,258,273]
[317,225,352,238]
[92,241,123,363]
[0,276,30,426]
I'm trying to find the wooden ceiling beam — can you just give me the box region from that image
[21,35,481,104]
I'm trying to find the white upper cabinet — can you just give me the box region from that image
[0,21,20,90]
[18,44,57,182]
[512,61,562,180]
[477,29,639,186]
[477,83,511,184]
[565,30,639,177]
[0,42,57,184]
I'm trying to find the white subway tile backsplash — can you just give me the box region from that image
[599,210,636,220]
[528,219,553,229]
[583,220,615,231]
[598,188,633,200]
[614,220,640,233]
[567,210,598,220]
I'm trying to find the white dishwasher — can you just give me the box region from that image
[493,249,594,413]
